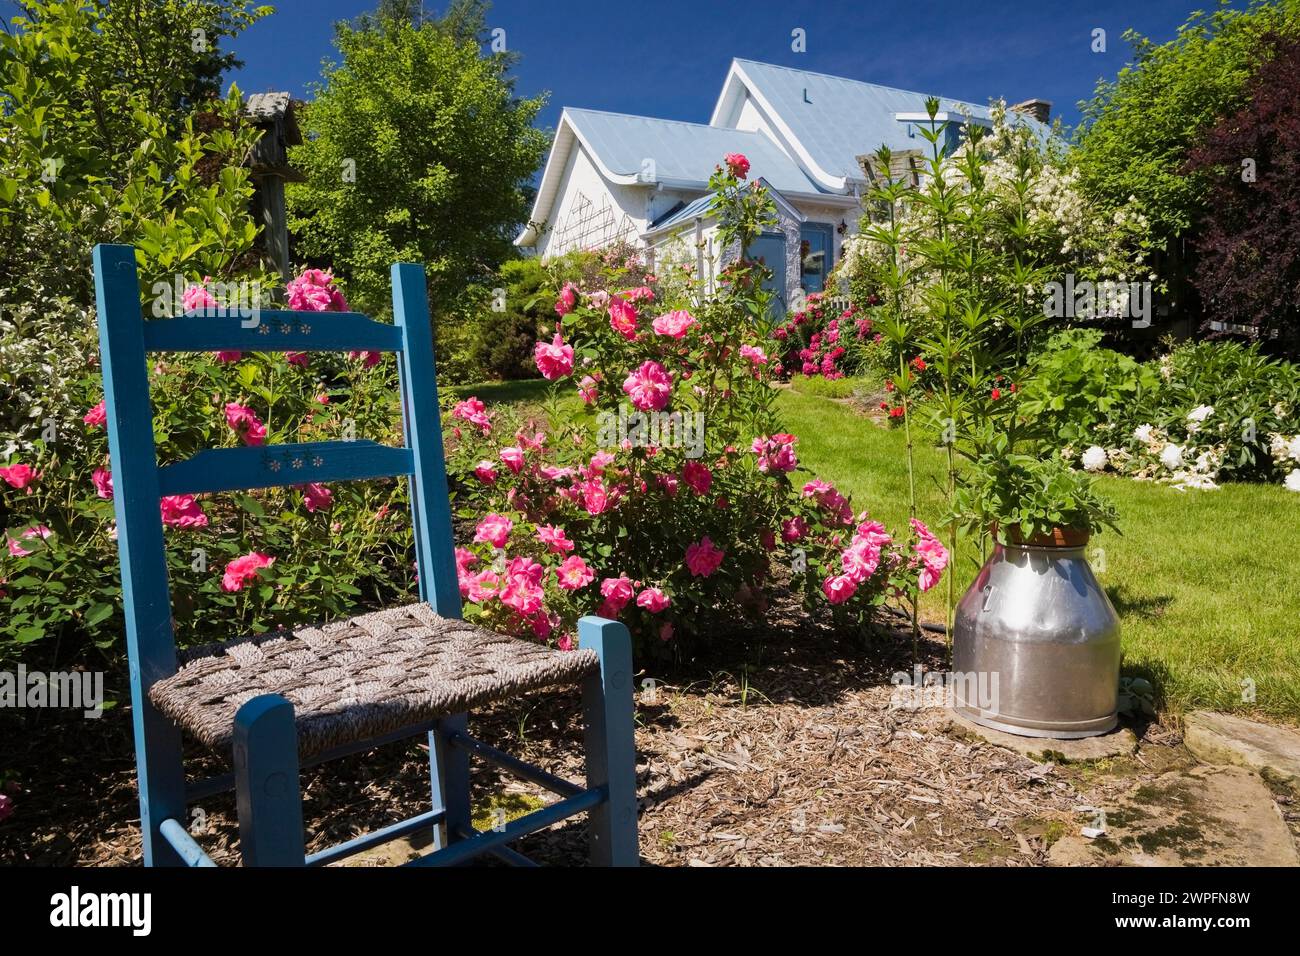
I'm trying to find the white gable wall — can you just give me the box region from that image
[536,143,646,260]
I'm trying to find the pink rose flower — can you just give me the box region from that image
[682,460,712,495]
[740,344,768,365]
[501,557,546,616]
[461,568,500,603]
[911,518,949,592]
[224,403,266,446]
[221,552,274,592]
[287,268,349,312]
[598,576,635,617]
[822,574,857,605]
[160,494,209,528]
[580,478,610,515]
[534,332,575,380]
[578,375,599,404]
[609,298,639,340]
[685,536,725,578]
[286,351,309,367]
[348,350,381,367]
[0,464,40,491]
[473,461,498,484]
[554,282,578,317]
[842,537,881,583]
[856,519,892,548]
[92,467,113,500]
[183,279,218,313]
[555,555,596,590]
[724,153,750,179]
[537,524,574,554]
[452,397,492,434]
[83,401,107,428]
[781,516,807,542]
[802,479,832,498]
[636,587,671,613]
[7,525,52,557]
[298,482,333,513]
[623,361,672,412]
[474,513,513,549]
[651,309,696,338]
[621,286,655,303]
[500,446,525,474]
[753,434,798,473]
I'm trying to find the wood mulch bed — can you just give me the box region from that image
[0,593,1190,867]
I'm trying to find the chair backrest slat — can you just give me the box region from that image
[143,311,404,353]
[157,441,415,497]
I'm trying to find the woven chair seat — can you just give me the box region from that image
[149,603,600,760]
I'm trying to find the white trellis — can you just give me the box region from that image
[548,190,638,256]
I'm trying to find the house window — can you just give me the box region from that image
[799,223,834,294]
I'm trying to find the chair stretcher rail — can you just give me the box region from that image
[448,730,584,798]
[160,818,218,867]
[407,788,605,868]
[306,809,447,867]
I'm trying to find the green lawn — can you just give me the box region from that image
[780,390,1300,724]
[455,378,1300,723]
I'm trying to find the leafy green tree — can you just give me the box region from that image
[1073,0,1300,246]
[0,0,271,307]
[286,0,549,319]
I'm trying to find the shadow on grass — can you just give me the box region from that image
[1105,584,1173,620]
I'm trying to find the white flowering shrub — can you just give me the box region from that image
[1050,340,1300,491]
[839,102,1156,347]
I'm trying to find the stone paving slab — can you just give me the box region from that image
[1048,765,1299,867]
[1184,710,1300,793]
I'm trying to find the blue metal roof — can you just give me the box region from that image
[647,193,717,234]
[728,59,1046,184]
[564,107,827,197]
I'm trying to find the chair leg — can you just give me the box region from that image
[233,694,305,866]
[429,713,471,848]
[134,694,189,866]
[579,616,639,866]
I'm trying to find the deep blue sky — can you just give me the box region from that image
[219,0,1228,134]
[5,0,1244,133]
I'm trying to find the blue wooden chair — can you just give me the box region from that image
[93,244,638,867]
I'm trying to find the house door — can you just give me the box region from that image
[799,223,834,294]
[747,232,787,318]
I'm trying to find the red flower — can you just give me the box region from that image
[910,356,927,372]
[723,153,750,179]
[889,407,904,419]
[991,388,1002,401]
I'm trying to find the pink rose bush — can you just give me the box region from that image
[444,160,944,651]
[771,293,873,380]
[2,265,414,668]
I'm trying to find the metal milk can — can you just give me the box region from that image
[952,532,1121,739]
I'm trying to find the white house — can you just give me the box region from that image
[516,58,1049,311]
